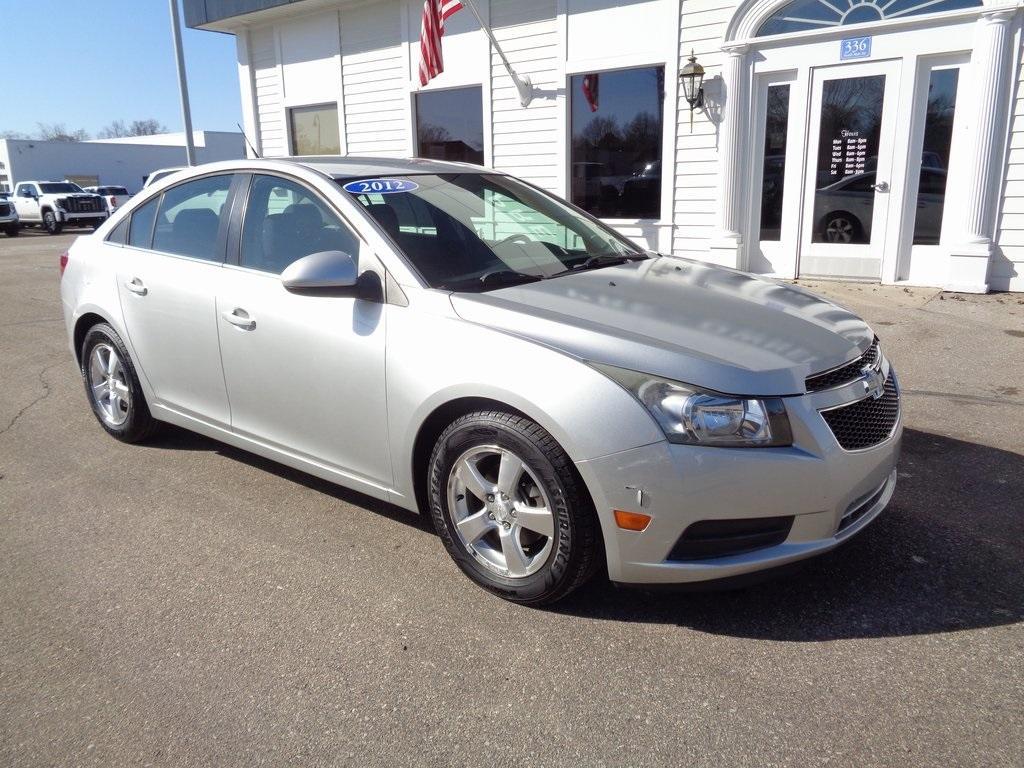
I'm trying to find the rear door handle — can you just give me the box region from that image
[222,308,256,330]
[124,277,147,296]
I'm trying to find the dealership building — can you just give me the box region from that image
[185,0,1024,292]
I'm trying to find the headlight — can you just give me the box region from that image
[55,198,66,210]
[593,363,793,447]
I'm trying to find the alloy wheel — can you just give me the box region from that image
[87,343,131,427]
[446,445,556,579]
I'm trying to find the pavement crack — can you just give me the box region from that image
[0,362,66,438]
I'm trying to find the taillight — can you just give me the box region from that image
[108,196,116,207]
[59,251,69,277]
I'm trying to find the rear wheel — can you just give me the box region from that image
[428,411,600,605]
[80,323,157,442]
[42,210,62,235]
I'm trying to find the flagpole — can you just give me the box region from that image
[168,0,196,166]
[460,0,532,107]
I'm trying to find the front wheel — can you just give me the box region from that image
[80,323,158,442]
[42,210,62,235]
[428,411,600,605]
[3,225,18,237]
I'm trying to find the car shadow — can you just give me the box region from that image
[145,425,1022,639]
[555,428,1024,640]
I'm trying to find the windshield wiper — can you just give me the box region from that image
[550,253,648,277]
[477,269,545,289]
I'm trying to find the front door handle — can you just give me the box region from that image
[870,181,889,193]
[222,308,256,330]
[124,277,147,296]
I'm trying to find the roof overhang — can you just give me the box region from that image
[183,0,350,32]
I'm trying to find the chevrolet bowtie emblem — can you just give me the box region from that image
[861,366,885,400]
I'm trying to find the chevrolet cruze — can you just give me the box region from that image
[60,158,901,605]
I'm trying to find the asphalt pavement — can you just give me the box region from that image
[1,230,1022,767]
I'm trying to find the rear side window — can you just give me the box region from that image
[107,217,129,246]
[239,175,359,274]
[128,198,159,248]
[152,175,232,261]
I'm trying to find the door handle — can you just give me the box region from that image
[124,278,147,296]
[870,181,889,193]
[222,308,256,330]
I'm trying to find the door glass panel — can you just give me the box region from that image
[759,84,790,241]
[152,175,232,261]
[811,74,885,244]
[913,68,958,245]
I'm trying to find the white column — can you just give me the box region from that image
[708,44,749,267]
[946,8,1016,293]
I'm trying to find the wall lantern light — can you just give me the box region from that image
[679,50,705,131]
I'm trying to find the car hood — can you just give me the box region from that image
[449,257,874,396]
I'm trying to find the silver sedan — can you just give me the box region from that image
[60,158,901,605]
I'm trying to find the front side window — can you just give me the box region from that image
[343,173,642,291]
[415,86,485,165]
[570,66,664,219]
[289,104,341,156]
[152,175,232,261]
[240,175,360,274]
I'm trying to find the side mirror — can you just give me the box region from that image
[280,250,382,301]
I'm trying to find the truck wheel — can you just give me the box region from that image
[42,210,63,235]
[4,225,18,237]
[91,218,103,231]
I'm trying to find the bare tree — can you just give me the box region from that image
[0,130,30,139]
[36,122,90,142]
[98,118,168,139]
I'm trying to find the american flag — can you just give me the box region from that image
[582,73,599,112]
[419,0,463,86]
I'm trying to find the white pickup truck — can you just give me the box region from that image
[12,181,108,234]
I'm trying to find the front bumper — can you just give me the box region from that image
[576,360,902,585]
[56,210,107,223]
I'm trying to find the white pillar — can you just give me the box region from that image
[946,8,1016,293]
[708,44,749,267]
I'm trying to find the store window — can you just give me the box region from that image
[415,86,485,165]
[757,0,980,36]
[570,66,664,219]
[759,84,790,241]
[289,104,341,156]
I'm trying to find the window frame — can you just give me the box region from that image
[412,84,486,166]
[564,61,669,224]
[121,172,242,264]
[287,102,342,157]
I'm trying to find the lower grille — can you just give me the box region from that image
[0,203,9,216]
[838,479,888,532]
[820,374,900,450]
[667,516,794,561]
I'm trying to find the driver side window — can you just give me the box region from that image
[240,175,359,274]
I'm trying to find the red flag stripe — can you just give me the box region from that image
[419,0,463,87]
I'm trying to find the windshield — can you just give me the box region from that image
[340,173,643,291]
[40,183,84,194]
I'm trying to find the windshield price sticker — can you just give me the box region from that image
[343,178,418,194]
[840,36,871,60]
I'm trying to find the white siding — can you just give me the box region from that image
[490,0,561,194]
[672,0,732,258]
[341,1,408,157]
[994,53,1024,292]
[250,27,286,157]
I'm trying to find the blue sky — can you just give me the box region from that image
[2,1,241,136]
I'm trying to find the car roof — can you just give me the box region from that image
[274,156,491,179]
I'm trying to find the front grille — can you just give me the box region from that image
[0,203,9,216]
[667,516,794,561]
[820,373,900,450]
[65,197,100,213]
[806,340,880,392]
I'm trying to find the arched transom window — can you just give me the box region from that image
[757,0,982,36]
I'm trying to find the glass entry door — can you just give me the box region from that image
[799,60,901,279]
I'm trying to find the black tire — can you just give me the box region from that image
[3,225,18,237]
[42,210,62,235]
[428,411,600,606]
[80,323,158,443]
